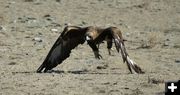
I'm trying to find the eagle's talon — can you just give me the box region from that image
[94,51,103,59]
[95,54,103,59]
[95,54,102,59]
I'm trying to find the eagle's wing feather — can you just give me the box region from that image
[37,26,87,73]
[110,28,144,74]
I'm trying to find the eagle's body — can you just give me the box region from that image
[37,26,144,74]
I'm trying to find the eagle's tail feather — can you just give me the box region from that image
[126,55,144,74]
[114,38,144,74]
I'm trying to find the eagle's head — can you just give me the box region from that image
[85,26,98,41]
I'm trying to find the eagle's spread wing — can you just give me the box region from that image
[37,26,87,73]
[110,27,144,74]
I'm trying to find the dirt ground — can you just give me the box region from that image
[0,0,180,95]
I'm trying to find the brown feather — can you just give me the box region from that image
[110,27,144,74]
[37,26,144,74]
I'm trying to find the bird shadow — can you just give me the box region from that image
[11,70,88,75]
[12,70,127,75]
[12,71,35,75]
[47,69,89,74]
[47,69,124,75]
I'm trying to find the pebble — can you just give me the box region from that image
[0,26,5,32]
[175,59,180,63]
[44,14,51,18]
[96,65,108,69]
[25,36,31,38]
[163,42,169,46]
[64,23,71,26]
[0,26,2,30]
[32,37,42,42]
[81,21,87,25]
[56,0,61,2]
[125,32,130,37]
[51,23,61,27]
[166,38,170,41]
[148,77,164,84]
[8,62,17,65]
[51,28,58,32]
[173,44,180,48]
[25,0,33,2]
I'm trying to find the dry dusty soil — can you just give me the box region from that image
[0,0,180,95]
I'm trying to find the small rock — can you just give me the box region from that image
[148,77,164,84]
[0,26,6,31]
[174,44,180,48]
[64,23,71,26]
[8,62,17,65]
[81,21,87,25]
[51,28,58,32]
[140,43,151,49]
[113,82,118,85]
[25,0,34,2]
[166,38,170,41]
[102,82,110,85]
[32,37,42,42]
[98,90,106,93]
[27,17,36,20]
[124,87,129,89]
[51,22,61,27]
[125,33,130,37]
[38,32,43,35]
[43,15,54,21]
[25,36,31,38]
[163,42,169,46]
[56,0,61,2]
[0,26,2,30]
[45,18,52,21]
[44,14,51,18]
[97,65,108,69]
[175,59,180,63]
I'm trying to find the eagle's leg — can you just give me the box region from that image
[107,38,113,55]
[88,42,102,59]
[94,51,102,59]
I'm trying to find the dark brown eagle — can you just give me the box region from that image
[36,26,144,74]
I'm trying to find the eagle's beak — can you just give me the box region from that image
[86,35,92,41]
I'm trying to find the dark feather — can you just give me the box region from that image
[37,26,87,73]
[37,26,143,74]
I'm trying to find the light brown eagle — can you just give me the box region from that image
[37,26,144,74]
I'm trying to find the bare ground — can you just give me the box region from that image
[0,0,180,95]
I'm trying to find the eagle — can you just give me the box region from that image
[36,26,144,74]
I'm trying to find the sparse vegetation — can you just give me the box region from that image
[139,32,159,49]
[0,0,179,95]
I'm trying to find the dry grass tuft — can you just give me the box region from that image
[140,32,159,49]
